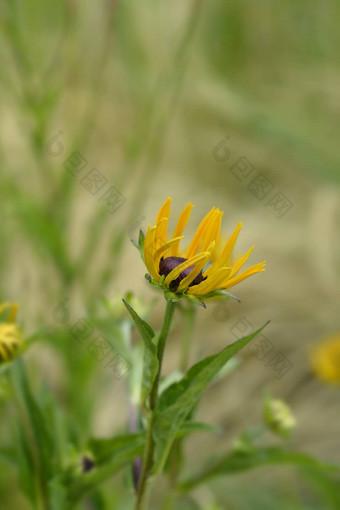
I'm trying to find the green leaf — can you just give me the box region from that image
[68,433,145,504]
[86,490,106,510]
[218,291,241,302]
[152,321,270,474]
[88,433,145,464]
[0,447,16,466]
[10,359,55,482]
[15,421,37,505]
[158,370,184,395]
[302,469,340,510]
[178,446,340,490]
[204,290,241,303]
[122,299,159,406]
[48,477,69,510]
[177,421,223,438]
[138,229,146,262]
[184,294,206,308]
[131,229,145,256]
[122,299,155,340]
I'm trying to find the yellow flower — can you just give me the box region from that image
[310,334,340,384]
[0,302,22,364]
[139,197,265,303]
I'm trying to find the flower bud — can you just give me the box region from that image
[264,397,296,438]
[0,303,22,365]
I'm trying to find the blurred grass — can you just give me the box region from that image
[1,0,340,508]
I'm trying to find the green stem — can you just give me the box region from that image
[179,305,196,374]
[163,305,196,499]
[135,300,177,510]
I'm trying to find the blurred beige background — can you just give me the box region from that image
[1,0,340,508]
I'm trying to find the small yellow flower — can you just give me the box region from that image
[139,198,265,304]
[310,334,340,384]
[0,302,22,364]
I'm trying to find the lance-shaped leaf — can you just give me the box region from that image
[152,322,270,474]
[10,359,55,483]
[122,299,159,406]
[178,446,340,490]
[88,433,145,465]
[177,421,223,438]
[138,229,146,262]
[131,229,146,261]
[48,477,69,510]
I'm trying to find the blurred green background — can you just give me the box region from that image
[1,0,340,508]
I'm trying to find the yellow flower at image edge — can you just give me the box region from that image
[137,197,265,304]
[0,303,22,364]
[311,334,340,384]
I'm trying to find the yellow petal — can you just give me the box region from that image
[205,221,242,275]
[155,197,172,224]
[177,241,215,291]
[0,323,21,362]
[201,209,223,252]
[153,198,172,249]
[154,236,184,264]
[229,245,254,278]
[154,217,168,250]
[169,202,193,256]
[223,261,266,289]
[144,225,159,280]
[0,343,7,360]
[177,256,208,291]
[164,252,211,287]
[311,336,340,383]
[185,207,216,258]
[188,267,232,295]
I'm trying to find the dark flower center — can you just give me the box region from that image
[159,256,207,291]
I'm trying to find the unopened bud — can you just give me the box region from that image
[264,397,296,438]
